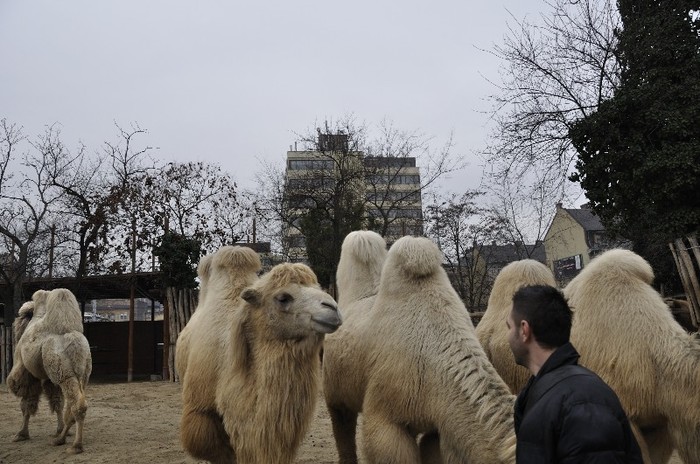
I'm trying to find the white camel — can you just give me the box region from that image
[7,288,92,454]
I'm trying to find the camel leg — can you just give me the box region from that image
[642,425,674,464]
[180,407,234,463]
[327,404,359,464]
[419,432,442,464]
[53,377,87,454]
[362,413,420,464]
[13,381,42,442]
[43,381,65,436]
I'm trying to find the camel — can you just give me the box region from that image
[323,230,388,463]
[179,259,342,464]
[564,249,700,464]
[7,288,92,454]
[175,245,261,382]
[475,259,556,394]
[326,234,516,463]
[477,249,700,464]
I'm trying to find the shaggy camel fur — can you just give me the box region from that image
[323,230,387,463]
[478,250,700,464]
[564,249,700,464]
[176,245,261,459]
[475,259,556,394]
[175,246,261,381]
[7,288,92,454]
[348,236,516,464]
[179,261,342,464]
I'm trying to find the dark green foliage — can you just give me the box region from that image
[153,232,201,289]
[569,1,700,286]
[300,199,364,289]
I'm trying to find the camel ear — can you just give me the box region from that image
[241,288,261,306]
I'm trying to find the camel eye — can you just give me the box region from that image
[276,293,293,305]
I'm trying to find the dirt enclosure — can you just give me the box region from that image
[0,381,683,464]
[0,381,342,464]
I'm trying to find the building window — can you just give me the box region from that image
[288,159,335,170]
[363,157,416,168]
[367,174,421,185]
[367,190,421,202]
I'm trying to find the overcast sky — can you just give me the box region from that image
[1,1,546,194]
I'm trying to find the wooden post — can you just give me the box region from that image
[161,217,171,381]
[1,325,5,383]
[687,234,700,326]
[670,237,700,328]
[127,217,137,382]
[127,282,135,382]
[167,288,178,382]
[162,288,171,381]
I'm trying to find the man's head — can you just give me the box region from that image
[507,284,573,368]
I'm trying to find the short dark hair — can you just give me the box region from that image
[512,284,572,349]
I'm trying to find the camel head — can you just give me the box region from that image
[12,301,35,342]
[241,263,342,340]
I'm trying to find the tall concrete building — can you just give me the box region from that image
[282,133,423,261]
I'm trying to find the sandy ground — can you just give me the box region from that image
[0,380,342,464]
[0,381,683,464]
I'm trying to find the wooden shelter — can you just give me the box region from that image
[1,272,165,383]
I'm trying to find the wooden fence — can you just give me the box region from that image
[669,233,700,329]
[1,324,10,383]
[164,287,198,382]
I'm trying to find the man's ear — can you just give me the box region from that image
[520,320,532,342]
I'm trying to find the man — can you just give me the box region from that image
[507,284,643,463]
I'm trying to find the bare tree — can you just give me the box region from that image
[364,118,464,238]
[482,0,620,239]
[424,191,505,310]
[482,168,555,258]
[0,120,63,311]
[35,122,158,281]
[143,161,246,252]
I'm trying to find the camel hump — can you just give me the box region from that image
[17,301,34,319]
[262,262,319,289]
[212,246,262,274]
[13,301,36,341]
[341,231,387,266]
[38,288,83,335]
[388,236,443,278]
[497,259,556,287]
[587,249,654,284]
[197,252,215,280]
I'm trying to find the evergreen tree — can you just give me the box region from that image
[569,1,700,285]
[153,232,201,289]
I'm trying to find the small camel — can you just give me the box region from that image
[475,259,556,393]
[7,288,92,454]
[179,258,342,464]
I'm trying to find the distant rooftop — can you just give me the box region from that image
[561,204,604,231]
[478,241,546,265]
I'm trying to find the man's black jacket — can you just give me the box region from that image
[513,342,644,463]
